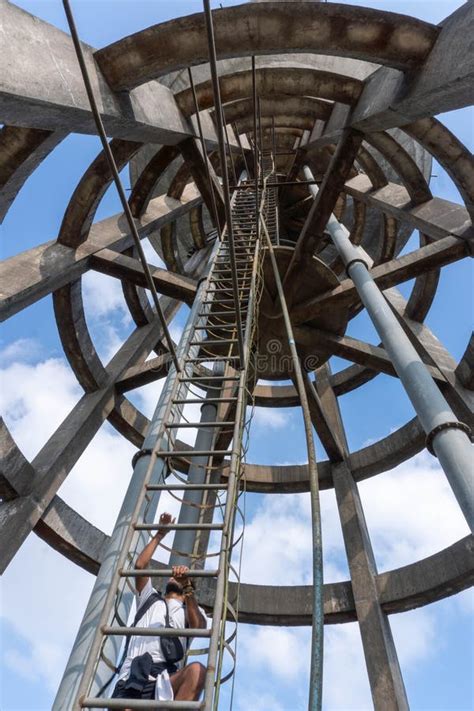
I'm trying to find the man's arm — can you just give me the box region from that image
[173,565,206,629]
[135,512,175,594]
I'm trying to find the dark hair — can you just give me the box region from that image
[165,580,183,596]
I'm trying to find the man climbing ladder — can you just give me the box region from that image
[110,512,208,708]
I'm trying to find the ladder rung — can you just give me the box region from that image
[165,421,235,428]
[193,325,238,330]
[215,257,251,262]
[134,522,225,530]
[120,568,219,577]
[102,627,211,638]
[179,375,239,382]
[147,482,227,490]
[209,278,251,283]
[173,397,237,404]
[189,339,237,345]
[82,700,202,709]
[184,356,238,363]
[198,310,247,316]
[154,450,230,457]
[185,353,239,363]
[201,299,236,304]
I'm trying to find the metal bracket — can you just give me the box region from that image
[426,421,472,455]
[131,448,153,469]
[345,256,370,276]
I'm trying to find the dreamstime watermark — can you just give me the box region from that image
[255,338,320,373]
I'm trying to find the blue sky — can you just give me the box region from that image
[1,1,473,710]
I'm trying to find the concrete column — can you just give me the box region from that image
[314,363,409,710]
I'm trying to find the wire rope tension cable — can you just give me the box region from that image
[303,164,473,532]
[62,0,180,372]
[260,215,324,710]
[203,0,245,368]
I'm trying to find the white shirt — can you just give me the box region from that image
[118,579,206,698]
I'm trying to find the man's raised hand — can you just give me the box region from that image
[156,511,175,537]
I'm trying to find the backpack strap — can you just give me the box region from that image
[96,588,163,696]
[133,590,163,627]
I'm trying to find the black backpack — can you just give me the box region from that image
[98,589,187,695]
[133,589,187,664]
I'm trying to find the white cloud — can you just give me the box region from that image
[234,490,348,587]
[82,270,131,324]
[0,337,43,366]
[235,690,287,711]
[1,339,471,709]
[1,536,95,694]
[390,607,437,667]
[1,356,81,459]
[251,406,288,430]
[358,451,470,571]
[239,625,309,683]
[3,635,65,691]
[323,622,372,710]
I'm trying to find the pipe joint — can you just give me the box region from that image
[345,256,370,276]
[131,448,152,468]
[426,420,472,455]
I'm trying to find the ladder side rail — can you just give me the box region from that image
[203,180,268,710]
[53,243,218,710]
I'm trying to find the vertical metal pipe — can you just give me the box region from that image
[272,115,277,168]
[258,97,264,161]
[203,0,245,368]
[169,365,224,568]
[252,56,259,243]
[303,164,474,531]
[188,66,221,238]
[259,216,323,710]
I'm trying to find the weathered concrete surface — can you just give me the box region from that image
[0,419,34,500]
[344,175,474,243]
[0,125,67,222]
[300,4,474,142]
[292,235,470,324]
[89,249,197,304]
[0,186,202,321]
[176,67,363,116]
[0,1,193,144]
[351,3,474,132]
[95,3,438,89]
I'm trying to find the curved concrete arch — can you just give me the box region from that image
[95,3,438,90]
[0,125,67,222]
[217,95,333,125]
[175,66,363,116]
[34,487,473,626]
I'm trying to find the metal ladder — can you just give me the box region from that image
[261,152,279,245]
[77,177,268,710]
